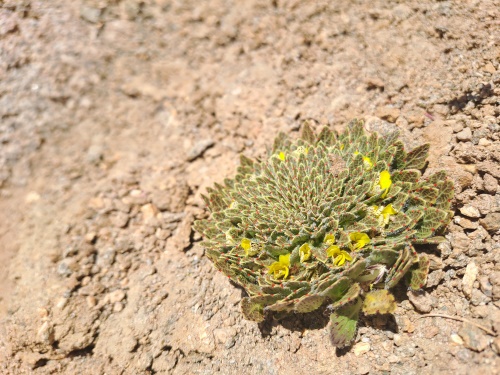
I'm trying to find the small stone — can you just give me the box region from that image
[459,205,481,218]
[141,203,159,221]
[424,325,440,339]
[456,127,472,141]
[86,296,97,308]
[458,324,490,352]
[80,5,101,23]
[375,107,400,123]
[187,139,215,161]
[478,138,492,146]
[483,174,499,194]
[356,362,371,375]
[25,192,41,203]
[462,261,479,299]
[482,62,496,74]
[37,322,55,344]
[85,232,97,243]
[89,197,105,210]
[407,290,433,313]
[108,289,126,303]
[393,334,403,346]
[478,275,493,297]
[56,298,68,309]
[453,216,478,230]
[450,333,464,346]
[427,270,445,288]
[479,213,500,232]
[111,212,129,228]
[402,317,415,333]
[353,342,371,356]
[113,302,124,312]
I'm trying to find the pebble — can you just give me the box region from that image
[113,302,124,312]
[37,321,55,344]
[141,203,159,221]
[459,205,481,218]
[187,139,215,161]
[353,342,371,356]
[407,290,433,313]
[86,296,97,308]
[111,211,129,228]
[450,333,464,345]
[80,5,101,23]
[458,325,490,352]
[479,213,500,232]
[456,127,472,141]
[462,261,478,299]
[393,333,404,346]
[108,289,126,303]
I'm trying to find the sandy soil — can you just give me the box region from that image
[0,0,499,374]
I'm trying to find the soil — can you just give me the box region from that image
[0,0,499,374]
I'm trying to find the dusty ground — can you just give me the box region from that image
[0,0,499,374]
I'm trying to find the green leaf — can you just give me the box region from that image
[362,289,396,315]
[241,297,265,322]
[294,294,326,313]
[385,245,418,288]
[407,254,430,290]
[329,283,361,310]
[328,297,362,348]
[403,144,429,170]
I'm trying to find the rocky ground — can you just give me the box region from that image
[0,0,499,374]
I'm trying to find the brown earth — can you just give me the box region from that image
[0,0,499,374]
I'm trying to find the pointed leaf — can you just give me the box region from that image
[241,297,265,322]
[329,283,361,310]
[407,254,430,290]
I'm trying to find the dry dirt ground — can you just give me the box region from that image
[0,0,499,374]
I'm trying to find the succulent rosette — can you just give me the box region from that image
[194,120,454,347]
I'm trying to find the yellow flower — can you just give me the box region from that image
[349,232,371,250]
[268,254,291,279]
[379,170,392,198]
[299,243,311,263]
[354,151,373,169]
[340,143,345,150]
[327,245,352,266]
[324,233,336,245]
[380,204,397,225]
[278,151,286,161]
[240,238,259,257]
[362,156,373,169]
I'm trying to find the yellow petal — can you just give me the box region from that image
[362,156,373,169]
[379,170,392,190]
[268,262,289,279]
[333,251,352,267]
[324,233,336,245]
[278,253,291,267]
[349,232,371,250]
[380,204,398,225]
[278,151,286,161]
[381,204,397,216]
[342,250,353,262]
[241,238,251,253]
[299,243,311,263]
[327,245,341,258]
